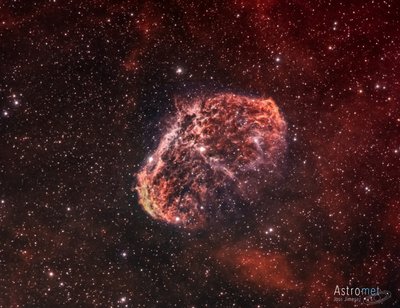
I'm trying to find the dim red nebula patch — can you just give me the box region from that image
[136,93,287,229]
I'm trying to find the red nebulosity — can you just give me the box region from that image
[136,93,287,229]
[215,243,300,291]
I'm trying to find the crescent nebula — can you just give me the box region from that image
[136,93,287,229]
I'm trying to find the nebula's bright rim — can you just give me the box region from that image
[136,93,287,229]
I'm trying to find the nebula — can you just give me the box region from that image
[136,93,287,229]
[215,243,300,291]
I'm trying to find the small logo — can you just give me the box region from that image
[333,285,391,305]
[363,290,392,305]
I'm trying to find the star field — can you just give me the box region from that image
[0,0,399,306]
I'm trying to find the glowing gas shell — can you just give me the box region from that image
[136,93,287,229]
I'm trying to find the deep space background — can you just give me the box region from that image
[0,0,399,306]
